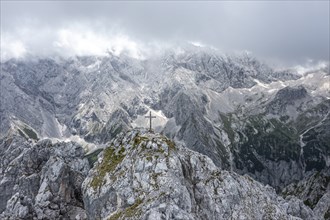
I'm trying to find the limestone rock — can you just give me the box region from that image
[0,135,89,219]
[82,129,314,219]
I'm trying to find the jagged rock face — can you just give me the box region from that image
[281,168,330,211]
[282,168,330,218]
[0,135,90,219]
[1,48,329,203]
[0,49,303,142]
[82,130,315,219]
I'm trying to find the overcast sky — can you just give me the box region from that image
[1,1,329,65]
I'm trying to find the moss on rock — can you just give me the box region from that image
[108,198,143,220]
[90,146,126,190]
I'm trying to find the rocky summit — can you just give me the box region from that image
[82,129,317,220]
[0,128,328,219]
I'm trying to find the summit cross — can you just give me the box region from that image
[145,111,156,132]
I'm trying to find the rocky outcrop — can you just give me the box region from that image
[282,168,330,219]
[82,129,314,219]
[0,135,89,219]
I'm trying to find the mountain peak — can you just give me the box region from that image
[84,129,177,191]
[82,129,314,219]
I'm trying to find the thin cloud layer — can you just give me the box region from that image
[53,28,143,59]
[1,1,329,64]
[1,21,146,60]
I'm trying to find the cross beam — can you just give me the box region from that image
[145,111,156,132]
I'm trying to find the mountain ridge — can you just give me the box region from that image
[1,48,329,217]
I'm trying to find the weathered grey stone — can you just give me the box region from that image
[82,129,315,220]
[0,135,89,219]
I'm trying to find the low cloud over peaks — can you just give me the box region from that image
[1,24,147,60]
[1,1,329,64]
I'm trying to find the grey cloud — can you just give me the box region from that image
[1,1,329,64]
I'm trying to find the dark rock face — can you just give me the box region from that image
[227,98,330,191]
[0,136,89,219]
[231,115,303,191]
[267,86,308,115]
[282,168,330,209]
[302,113,330,172]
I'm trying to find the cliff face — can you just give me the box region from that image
[0,135,89,219]
[82,129,315,220]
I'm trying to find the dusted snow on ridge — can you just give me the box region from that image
[1,48,329,217]
[82,129,314,220]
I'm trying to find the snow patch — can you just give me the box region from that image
[253,79,269,89]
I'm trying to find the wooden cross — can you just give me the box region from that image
[145,111,156,132]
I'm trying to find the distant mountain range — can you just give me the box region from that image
[1,45,329,219]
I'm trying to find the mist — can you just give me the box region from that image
[1,1,329,65]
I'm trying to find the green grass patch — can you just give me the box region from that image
[146,156,152,162]
[108,198,143,220]
[90,146,126,190]
[165,139,176,151]
[133,135,149,147]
